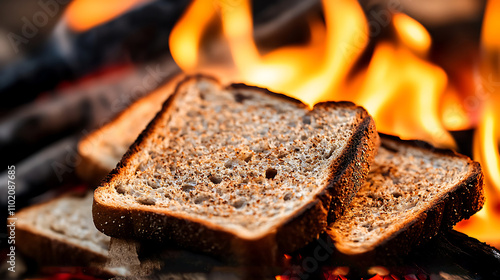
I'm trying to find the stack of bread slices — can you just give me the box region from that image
[16,75,484,276]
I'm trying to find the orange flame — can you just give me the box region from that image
[455,0,500,246]
[171,0,368,106]
[440,87,471,131]
[351,13,455,148]
[65,0,148,32]
[455,101,500,247]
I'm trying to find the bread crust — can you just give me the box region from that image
[93,75,379,261]
[329,134,485,259]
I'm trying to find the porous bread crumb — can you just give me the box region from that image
[102,79,364,235]
[329,138,469,253]
[28,192,110,255]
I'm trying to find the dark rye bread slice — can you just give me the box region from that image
[93,75,379,261]
[328,134,484,257]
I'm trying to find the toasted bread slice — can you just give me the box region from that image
[15,192,161,277]
[15,192,111,269]
[327,134,484,257]
[93,75,379,260]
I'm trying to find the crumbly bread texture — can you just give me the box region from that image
[328,134,484,257]
[93,75,379,259]
[77,75,184,185]
[16,191,110,266]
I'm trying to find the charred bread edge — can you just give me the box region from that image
[93,75,379,260]
[331,133,485,259]
[15,191,113,276]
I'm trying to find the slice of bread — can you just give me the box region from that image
[15,191,161,277]
[77,74,184,185]
[15,191,110,268]
[328,134,484,257]
[93,75,379,260]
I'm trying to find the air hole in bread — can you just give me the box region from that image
[278,152,287,159]
[362,223,373,232]
[392,192,402,198]
[194,194,209,204]
[136,163,147,172]
[209,175,222,184]
[324,149,334,159]
[182,182,196,192]
[136,196,156,205]
[149,152,159,160]
[116,184,128,194]
[147,178,161,189]
[224,159,234,168]
[302,114,312,125]
[232,198,246,208]
[265,168,278,179]
[243,154,253,162]
[234,92,252,103]
[284,192,292,201]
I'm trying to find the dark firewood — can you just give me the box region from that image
[402,230,500,279]
[0,57,180,169]
[0,0,191,109]
[0,134,80,210]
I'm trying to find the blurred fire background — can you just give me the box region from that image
[0,0,499,278]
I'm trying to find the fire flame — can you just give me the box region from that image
[170,0,499,246]
[65,0,148,32]
[351,13,455,148]
[455,0,500,247]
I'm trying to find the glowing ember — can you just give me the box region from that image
[65,0,148,32]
